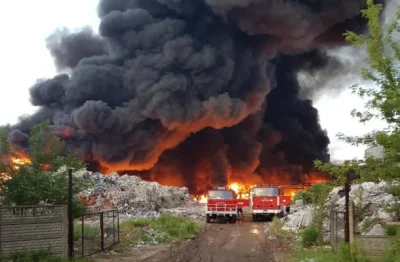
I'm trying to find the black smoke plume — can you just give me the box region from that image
[46,27,107,72]
[5,0,387,192]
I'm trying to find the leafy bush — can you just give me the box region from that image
[0,121,92,217]
[300,225,319,248]
[386,224,400,236]
[293,190,313,205]
[294,183,333,206]
[308,183,333,205]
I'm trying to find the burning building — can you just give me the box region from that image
[1,0,387,194]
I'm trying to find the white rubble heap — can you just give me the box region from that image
[281,181,399,240]
[77,170,205,220]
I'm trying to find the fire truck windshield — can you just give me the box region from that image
[253,187,278,196]
[208,190,234,200]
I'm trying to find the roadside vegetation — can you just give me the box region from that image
[77,214,200,252]
[0,120,92,216]
[1,250,87,262]
[291,0,400,260]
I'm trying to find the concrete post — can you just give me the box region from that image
[349,201,354,243]
[61,205,68,259]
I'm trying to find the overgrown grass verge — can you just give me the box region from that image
[74,223,101,241]
[1,250,87,262]
[292,243,371,262]
[113,214,200,250]
[270,216,297,240]
[292,234,400,262]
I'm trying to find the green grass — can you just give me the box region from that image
[300,225,319,248]
[385,224,400,236]
[292,243,370,262]
[114,214,200,250]
[2,250,88,262]
[73,222,101,241]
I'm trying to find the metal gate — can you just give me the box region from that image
[330,210,345,252]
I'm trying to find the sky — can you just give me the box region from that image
[0,0,388,162]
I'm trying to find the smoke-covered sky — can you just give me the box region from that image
[0,0,391,166]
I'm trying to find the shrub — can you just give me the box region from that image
[387,184,400,197]
[307,183,333,206]
[293,190,313,204]
[294,183,333,206]
[386,224,400,236]
[300,224,319,248]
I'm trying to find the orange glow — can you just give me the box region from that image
[228,182,254,196]
[0,152,56,185]
[11,156,32,168]
[41,163,51,171]
[193,195,207,203]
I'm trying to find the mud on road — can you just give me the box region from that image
[95,214,292,262]
[141,216,290,262]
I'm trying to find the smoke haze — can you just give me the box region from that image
[4,0,389,192]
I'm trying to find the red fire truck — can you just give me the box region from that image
[205,187,239,223]
[249,185,291,221]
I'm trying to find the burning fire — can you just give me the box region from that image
[11,156,32,170]
[0,154,32,184]
[0,153,52,185]
[191,176,331,204]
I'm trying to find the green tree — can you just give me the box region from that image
[0,121,91,215]
[315,0,400,182]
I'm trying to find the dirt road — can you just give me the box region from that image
[147,217,286,262]
[95,213,291,262]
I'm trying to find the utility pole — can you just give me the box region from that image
[68,168,73,258]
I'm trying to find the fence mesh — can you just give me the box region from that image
[73,210,119,258]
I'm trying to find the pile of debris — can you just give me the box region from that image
[281,181,399,238]
[78,171,204,218]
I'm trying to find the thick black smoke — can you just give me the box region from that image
[46,27,107,71]
[5,0,387,192]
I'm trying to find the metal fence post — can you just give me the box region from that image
[117,211,120,243]
[82,217,85,257]
[68,168,73,258]
[344,181,350,244]
[113,210,116,244]
[100,212,104,251]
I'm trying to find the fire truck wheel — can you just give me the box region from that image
[206,214,211,223]
[277,212,283,218]
[252,214,257,222]
[230,215,237,224]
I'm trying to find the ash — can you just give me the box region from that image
[77,170,205,220]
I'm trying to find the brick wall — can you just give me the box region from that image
[0,206,67,258]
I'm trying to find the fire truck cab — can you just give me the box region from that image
[206,187,238,223]
[250,185,291,221]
